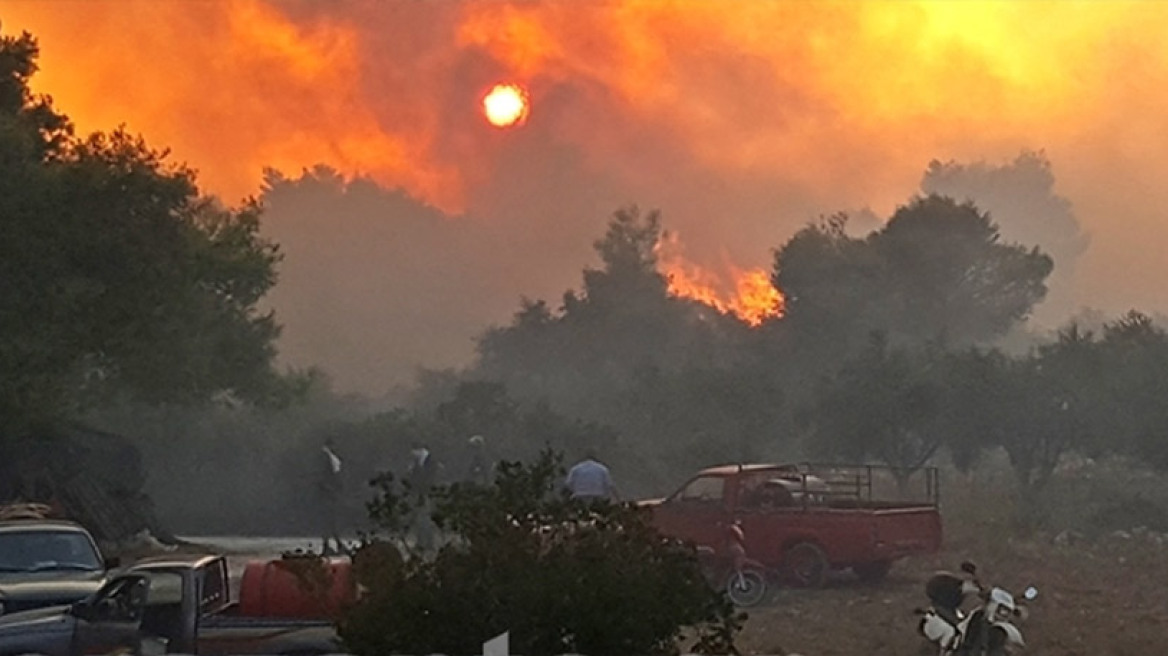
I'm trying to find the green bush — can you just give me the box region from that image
[339,449,742,656]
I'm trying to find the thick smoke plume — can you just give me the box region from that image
[6,1,1168,392]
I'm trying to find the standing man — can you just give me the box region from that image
[564,450,618,502]
[407,442,439,551]
[316,437,344,556]
[465,435,491,486]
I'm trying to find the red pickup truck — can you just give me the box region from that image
[644,463,942,587]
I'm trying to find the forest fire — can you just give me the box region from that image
[656,234,783,326]
[663,265,784,327]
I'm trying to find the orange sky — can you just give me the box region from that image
[3,0,1166,390]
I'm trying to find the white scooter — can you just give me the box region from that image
[916,561,1038,656]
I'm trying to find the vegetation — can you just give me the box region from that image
[340,450,742,656]
[0,30,295,438]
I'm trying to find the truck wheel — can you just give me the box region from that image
[853,560,893,583]
[783,542,828,588]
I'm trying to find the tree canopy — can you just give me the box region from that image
[0,31,289,433]
[774,195,1054,359]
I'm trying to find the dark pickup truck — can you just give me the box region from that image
[0,519,118,616]
[644,462,943,587]
[0,554,342,656]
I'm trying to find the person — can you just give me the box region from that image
[315,437,344,556]
[564,450,618,502]
[722,519,748,569]
[465,435,490,486]
[406,443,439,551]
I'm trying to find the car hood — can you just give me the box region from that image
[0,570,105,612]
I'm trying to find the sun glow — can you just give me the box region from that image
[482,83,529,127]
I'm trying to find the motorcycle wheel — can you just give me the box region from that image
[724,568,768,607]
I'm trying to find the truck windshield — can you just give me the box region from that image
[0,530,102,572]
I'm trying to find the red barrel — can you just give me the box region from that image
[238,557,354,619]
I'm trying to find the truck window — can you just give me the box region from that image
[140,571,186,648]
[144,571,184,606]
[199,559,229,613]
[90,576,149,623]
[674,476,725,504]
[738,473,795,508]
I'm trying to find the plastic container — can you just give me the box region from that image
[237,557,354,619]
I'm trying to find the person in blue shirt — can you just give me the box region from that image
[564,450,618,502]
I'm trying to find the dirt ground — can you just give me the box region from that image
[733,465,1168,656]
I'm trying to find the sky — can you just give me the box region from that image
[3,0,1166,394]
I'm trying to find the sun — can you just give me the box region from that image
[482,83,529,128]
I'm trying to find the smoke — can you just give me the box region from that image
[921,152,1089,327]
[6,1,1168,393]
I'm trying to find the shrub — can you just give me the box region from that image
[339,449,742,656]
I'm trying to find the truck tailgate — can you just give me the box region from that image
[871,506,942,558]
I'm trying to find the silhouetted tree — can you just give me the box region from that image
[804,333,945,490]
[1097,311,1168,468]
[0,31,291,434]
[921,151,1088,320]
[773,195,1054,370]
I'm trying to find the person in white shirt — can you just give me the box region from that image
[317,437,344,555]
[565,450,618,502]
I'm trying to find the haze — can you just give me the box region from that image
[5,0,1166,394]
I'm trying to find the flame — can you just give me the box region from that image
[655,233,783,327]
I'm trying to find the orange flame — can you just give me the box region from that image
[655,234,783,327]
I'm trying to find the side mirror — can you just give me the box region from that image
[103,557,121,570]
[960,561,977,575]
[1023,586,1038,601]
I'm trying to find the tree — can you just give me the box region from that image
[773,195,1053,367]
[804,333,945,491]
[0,31,289,433]
[472,207,766,494]
[921,151,1088,320]
[942,326,1101,500]
[343,450,741,656]
[998,325,1101,500]
[1097,311,1168,468]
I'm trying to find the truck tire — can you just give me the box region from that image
[853,560,893,583]
[783,541,828,588]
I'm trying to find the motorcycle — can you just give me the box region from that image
[916,561,1038,656]
[696,520,772,607]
